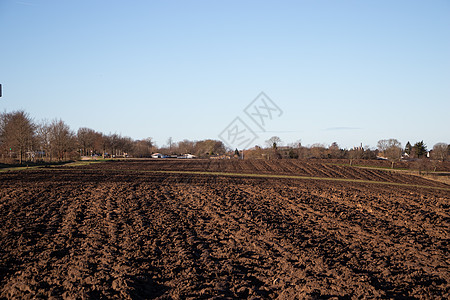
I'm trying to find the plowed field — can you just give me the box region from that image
[1,160,449,299]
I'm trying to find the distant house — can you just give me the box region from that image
[178,153,196,159]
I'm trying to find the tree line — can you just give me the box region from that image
[243,136,449,165]
[1,110,448,165]
[0,110,228,164]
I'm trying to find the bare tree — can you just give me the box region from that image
[309,143,326,159]
[36,120,52,161]
[91,132,104,155]
[167,137,173,153]
[120,136,134,157]
[432,143,448,161]
[264,136,282,159]
[49,119,76,161]
[193,139,226,157]
[106,133,119,157]
[361,145,377,160]
[0,111,11,161]
[377,139,402,168]
[102,133,133,157]
[0,111,8,140]
[1,110,36,164]
[178,139,195,154]
[266,136,282,149]
[133,138,153,157]
[77,127,97,156]
[328,142,341,159]
[287,140,303,159]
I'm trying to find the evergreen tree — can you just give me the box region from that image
[405,141,412,155]
[413,141,427,158]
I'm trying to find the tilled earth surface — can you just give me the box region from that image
[0,160,449,299]
[75,159,450,186]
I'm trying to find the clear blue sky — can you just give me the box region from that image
[1,0,449,149]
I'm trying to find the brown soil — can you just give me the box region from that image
[73,159,450,188]
[0,160,449,299]
[324,159,450,172]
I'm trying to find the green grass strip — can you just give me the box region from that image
[0,165,42,172]
[62,160,111,167]
[0,159,109,172]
